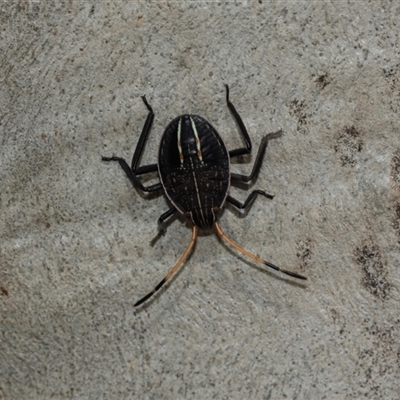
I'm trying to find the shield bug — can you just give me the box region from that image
[103,85,306,306]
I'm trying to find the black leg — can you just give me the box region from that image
[102,156,162,192]
[225,84,282,182]
[227,191,274,213]
[225,84,253,158]
[131,96,155,172]
[150,208,177,246]
[230,130,282,183]
[135,163,158,176]
[102,95,162,193]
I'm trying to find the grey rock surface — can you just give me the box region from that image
[1,1,400,399]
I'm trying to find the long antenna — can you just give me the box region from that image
[214,222,306,280]
[134,226,199,307]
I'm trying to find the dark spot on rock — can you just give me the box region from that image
[296,237,313,270]
[334,125,364,166]
[355,242,391,300]
[391,203,400,244]
[289,99,310,134]
[383,65,400,113]
[390,147,400,188]
[315,73,330,89]
[355,316,400,396]
[0,286,8,296]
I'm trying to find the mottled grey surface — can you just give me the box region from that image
[1,1,400,399]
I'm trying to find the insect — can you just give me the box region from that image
[102,85,306,306]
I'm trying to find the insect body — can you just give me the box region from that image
[102,85,306,307]
[159,114,229,229]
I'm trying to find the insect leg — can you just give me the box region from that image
[150,208,177,246]
[102,95,162,192]
[225,84,282,181]
[135,226,198,307]
[230,130,282,183]
[214,222,307,280]
[102,156,162,192]
[225,84,252,158]
[226,192,274,214]
[131,95,155,172]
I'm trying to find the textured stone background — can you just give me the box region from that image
[1,1,400,399]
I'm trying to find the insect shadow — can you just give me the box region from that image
[102,85,306,307]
